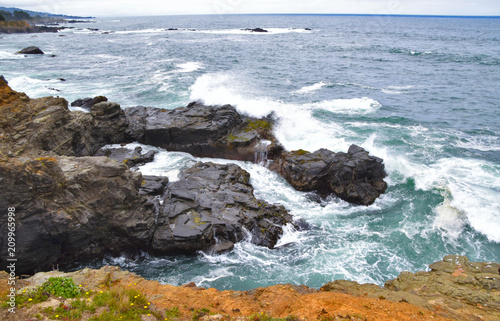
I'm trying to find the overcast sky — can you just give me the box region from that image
[1,0,499,17]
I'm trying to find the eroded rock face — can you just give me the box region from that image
[0,82,294,274]
[322,255,500,321]
[0,80,128,158]
[0,156,156,274]
[124,102,281,162]
[125,102,243,153]
[152,162,293,254]
[384,255,500,320]
[270,145,387,205]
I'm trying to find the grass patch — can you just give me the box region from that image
[1,278,164,320]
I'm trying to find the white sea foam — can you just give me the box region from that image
[310,97,382,115]
[0,50,23,60]
[174,61,204,73]
[432,197,467,241]
[382,85,416,94]
[412,158,500,243]
[454,135,500,152]
[114,28,168,34]
[8,76,65,98]
[198,28,312,35]
[293,81,328,94]
[189,73,360,152]
[333,81,376,89]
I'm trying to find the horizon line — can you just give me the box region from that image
[98,13,500,18]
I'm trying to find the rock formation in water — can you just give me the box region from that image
[124,102,387,205]
[0,80,292,274]
[269,145,388,205]
[16,46,45,54]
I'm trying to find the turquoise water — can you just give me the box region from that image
[1,14,499,290]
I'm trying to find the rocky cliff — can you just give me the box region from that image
[1,256,498,320]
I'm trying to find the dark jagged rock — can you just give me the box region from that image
[242,28,268,33]
[71,95,108,110]
[0,81,128,157]
[139,175,169,196]
[17,46,44,54]
[0,156,156,274]
[270,145,387,205]
[124,102,280,162]
[124,101,387,204]
[0,81,294,273]
[95,146,156,168]
[125,102,242,147]
[152,162,293,254]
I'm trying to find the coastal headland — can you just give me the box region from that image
[0,77,499,320]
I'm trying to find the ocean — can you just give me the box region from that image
[1,14,499,290]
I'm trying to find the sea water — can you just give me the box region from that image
[1,14,499,290]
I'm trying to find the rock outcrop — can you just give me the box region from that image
[322,255,500,321]
[124,102,280,163]
[152,162,293,254]
[0,156,157,274]
[242,28,269,32]
[0,81,293,274]
[123,102,387,205]
[17,46,44,54]
[70,96,108,110]
[0,80,128,158]
[269,145,387,205]
[8,258,500,321]
[0,21,59,34]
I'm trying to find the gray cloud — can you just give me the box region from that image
[0,0,498,16]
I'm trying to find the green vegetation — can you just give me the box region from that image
[244,119,272,132]
[13,10,30,20]
[0,277,169,320]
[0,10,13,20]
[291,149,309,156]
[164,306,181,320]
[0,9,31,21]
[42,277,82,298]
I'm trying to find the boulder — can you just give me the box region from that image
[125,102,242,148]
[17,46,44,54]
[152,162,293,254]
[270,145,387,205]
